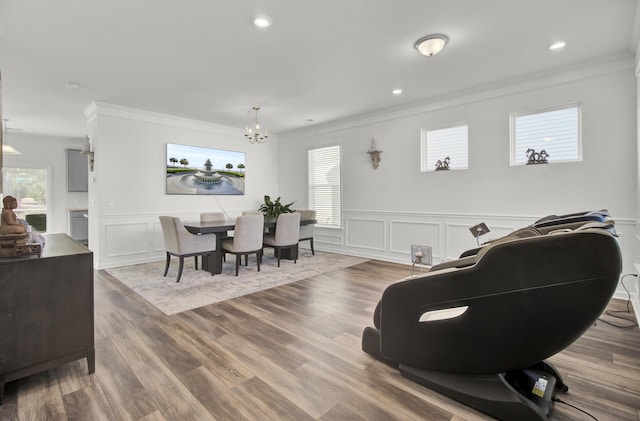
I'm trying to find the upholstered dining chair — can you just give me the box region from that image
[296,209,316,255]
[221,214,264,276]
[200,211,228,262]
[200,212,225,223]
[262,212,301,267]
[242,210,263,215]
[159,216,217,282]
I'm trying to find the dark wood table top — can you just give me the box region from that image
[184,218,317,235]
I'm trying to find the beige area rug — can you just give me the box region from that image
[106,250,368,316]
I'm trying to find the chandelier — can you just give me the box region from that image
[245,107,268,144]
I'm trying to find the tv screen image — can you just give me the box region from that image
[166,143,245,195]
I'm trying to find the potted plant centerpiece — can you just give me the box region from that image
[259,195,295,221]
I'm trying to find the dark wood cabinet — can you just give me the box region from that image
[0,234,94,403]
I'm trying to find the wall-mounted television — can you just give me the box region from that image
[166,143,245,195]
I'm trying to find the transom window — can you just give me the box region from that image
[510,103,581,165]
[420,123,468,172]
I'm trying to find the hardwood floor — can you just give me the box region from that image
[1,259,639,420]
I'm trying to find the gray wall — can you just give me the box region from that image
[84,102,280,269]
[278,62,638,281]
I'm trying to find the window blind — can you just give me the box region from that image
[308,145,341,228]
[421,124,468,172]
[512,104,581,165]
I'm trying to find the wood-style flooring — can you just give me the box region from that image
[1,259,639,420]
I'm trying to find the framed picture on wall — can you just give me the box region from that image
[166,143,245,195]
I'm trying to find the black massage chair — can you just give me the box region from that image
[362,211,622,421]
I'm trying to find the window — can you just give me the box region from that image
[308,145,341,228]
[510,103,581,165]
[2,167,48,231]
[421,123,468,172]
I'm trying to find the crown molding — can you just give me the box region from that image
[279,52,635,142]
[83,101,243,137]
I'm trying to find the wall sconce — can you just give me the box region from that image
[367,138,382,169]
[81,136,94,171]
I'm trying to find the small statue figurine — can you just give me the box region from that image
[1,195,27,235]
[526,148,550,165]
[435,156,451,171]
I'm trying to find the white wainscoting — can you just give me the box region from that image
[97,212,205,269]
[321,210,551,265]
[95,209,639,312]
[345,218,386,250]
[389,220,440,256]
[313,210,637,304]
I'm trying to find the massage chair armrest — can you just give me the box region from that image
[428,256,477,272]
[459,247,481,258]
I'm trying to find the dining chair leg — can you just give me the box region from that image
[256,251,261,272]
[276,248,281,267]
[177,257,184,282]
[235,254,240,276]
[194,256,199,270]
[310,238,315,255]
[164,252,171,276]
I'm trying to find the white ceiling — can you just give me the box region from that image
[0,0,638,140]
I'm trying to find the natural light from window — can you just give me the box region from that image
[511,103,581,165]
[308,145,341,228]
[1,167,48,231]
[421,123,468,172]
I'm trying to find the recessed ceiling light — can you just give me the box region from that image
[549,41,566,51]
[64,82,80,90]
[254,15,272,29]
[392,88,402,95]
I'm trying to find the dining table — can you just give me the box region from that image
[183,217,317,275]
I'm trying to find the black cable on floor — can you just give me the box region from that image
[553,397,598,420]
[597,274,638,329]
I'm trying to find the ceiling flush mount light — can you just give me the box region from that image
[392,88,402,95]
[414,34,449,56]
[245,107,268,144]
[254,15,272,29]
[549,41,566,51]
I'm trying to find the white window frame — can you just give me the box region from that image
[510,102,582,166]
[308,145,341,229]
[1,166,51,232]
[420,122,469,172]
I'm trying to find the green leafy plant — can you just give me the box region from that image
[259,195,295,218]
